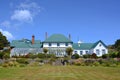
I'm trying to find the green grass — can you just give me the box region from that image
[0,65,120,80]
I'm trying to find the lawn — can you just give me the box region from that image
[0,65,120,80]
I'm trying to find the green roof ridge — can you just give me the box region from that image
[43,34,73,43]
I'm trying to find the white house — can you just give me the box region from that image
[10,33,108,57]
[43,34,73,57]
[72,40,108,57]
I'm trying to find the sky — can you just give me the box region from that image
[0,0,120,45]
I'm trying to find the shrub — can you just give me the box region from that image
[91,53,97,59]
[47,54,56,58]
[102,54,108,59]
[83,54,91,58]
[28,62,38,67]
[38,53,46,59]
[19,64,26,67]
[72,53,79,59]
[16,58,29,64]
[8,61,14,67]
[27,53,37,59]
[2,63,9,67]
[93,61,100,66]
[74,58,84,66]
[84,59,94,66]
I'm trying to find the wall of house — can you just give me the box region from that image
[43,43,72,47]
[93,42,108,56]
[73,50,90,56]
[43,42,72,57]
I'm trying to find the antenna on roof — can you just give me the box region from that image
[45,32,48,40]
[69,34,71,40]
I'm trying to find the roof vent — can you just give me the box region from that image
[78,40,82,47]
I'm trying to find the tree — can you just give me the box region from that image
[43,48,48,59]
[71,53,79,59]
[114,39,120,51]
[0,49,10,59]
[66,47,73,58]
[117,52,120,58]
[0,32,9,50]
[91,53,97,59]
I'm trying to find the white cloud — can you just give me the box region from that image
[11,2,41,23]
[18,2,41,16]
[0,21,11,28]
[0,29,14,40]
[11,10,33,22]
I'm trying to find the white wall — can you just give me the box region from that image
[93,42,108,56]
[43,43,49,47]
[73,50,90,56]
[43,43,72,48]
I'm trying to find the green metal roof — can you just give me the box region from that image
[72,40,107,50]
[10,39,42,48]
[43,34,73,43]
[72,43,94,50]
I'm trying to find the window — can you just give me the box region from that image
[65,43,68,46]
[57,43,60,46]
[99,44,102,47]
[86,51,89,54]
[96,49,100,55]
[102,49,106,54]
[80,51,83,55]
[74,51,77,54]
[49,43,51,46]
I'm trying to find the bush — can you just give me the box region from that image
[102,54,108,59]
[38,53,46,58]
[91,53,97,59]
[84,59,94,66]
[74,58,84,66]
[72,53,79,59]
[47,54,56,58]
[93,61,100,66]
[2,63,9,67]
[28,62,39,67]
[27,53,37,59]
[19,64,26,67]
[16,58,29,64]
[102,61,111,67]
[83,54,91,58]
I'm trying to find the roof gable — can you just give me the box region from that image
[91,40,107,49]
[43,34,73,43]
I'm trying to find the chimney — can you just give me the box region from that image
[69,34,71,40]
[32,35,35,44]
[45,32,48,39]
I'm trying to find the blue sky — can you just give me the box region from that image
[0,0,120,45]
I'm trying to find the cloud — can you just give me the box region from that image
[18,2,41,16]
[11,10,33,22]
[11,2,41,23]
[0,29,14,40]
[0,21,11,28]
